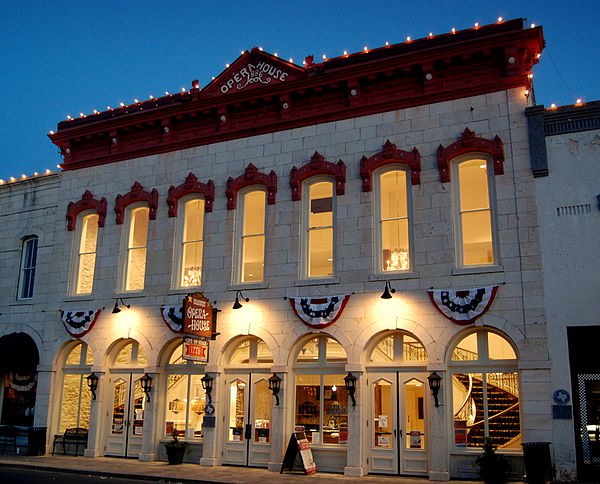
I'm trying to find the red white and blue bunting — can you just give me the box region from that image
[288,294,352,329]
[428,286,499,325]
[9,372,37,392]
[60,309,102,337]
[161,305,184,333]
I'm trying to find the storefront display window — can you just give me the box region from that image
[58,342,93,433]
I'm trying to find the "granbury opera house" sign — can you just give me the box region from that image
[220,61,290,94]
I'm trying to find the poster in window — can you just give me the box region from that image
[378,415,388,428]
[454,428,467,447]
[378,435,390,447]
[339,425,348,443]
[409,430,422,448]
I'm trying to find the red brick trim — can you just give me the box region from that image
[66,191,107,231]
[289,152,346,201]
[225,163,277,210]
[167,172,215,217]
[437,128,505,182]
[360,140,421,191]
[115,182,159,224]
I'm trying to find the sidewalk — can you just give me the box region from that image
[0,454,485,484]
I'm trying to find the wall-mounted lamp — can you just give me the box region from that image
[344,372,357,406]
[232,291,249,310]
[112,298,131,314]
[140,373,153,402]
[201,374,214,404]
[428,371,442,407]
[86,373,99,400]
[268,373,282,405]
[381,280,396,299]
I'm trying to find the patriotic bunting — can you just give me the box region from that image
[428,286,499,325]
[9,372,37,392]
[161,305,184,333]
[288,294,351,329]
[60,309,102,337]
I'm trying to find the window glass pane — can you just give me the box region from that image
[453,372,481,448]
[461,210,493,265]
[19,237,38,299]
[182,241,203,287]
[486,372,520,449]
[382,219,410,271]
[228,380,246,441]
[60,374,83,432]
[131,379,145,437]
[452,333,478,360]
[404,379,425,449]
[380,170,407,219]
[77,252,97,294]
[243,191,266,235]
[85,345,94,365]
[65,344,84,366]
[309,182,333,228]
[373,380,394,448]
[256,340,273,363]
[188,376,206,439]
[230,340,251,364]
[114,342,147,365]
[326,338,347,362]
[295,375,320,444]
[297,338,319,362]
[322,374,347,445]
[488,333,517,360]
[126,247,147,291]
[254,380,272,443]
[115,343,133,365]
[403,335,428,362]
[183,199,204,243]
[372,336,394,362]
[112,378,126,435]
[308,227,333,277]
[81,214,99,253]
[130,208,149,248]
[165,374,187,437]
[242,235,265,282]
[169,344,185,365]
[459,159,490,211]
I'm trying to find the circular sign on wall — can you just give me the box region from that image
[553,389,571,405]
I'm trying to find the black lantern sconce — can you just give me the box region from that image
[86,373,99,400]
[380,281,396,299]
[344,372,357,406]
[140,373,153,402]
[201,374,214,404]
[268,373,282,405]
[232,291,249,310]
[428,371,442,407]
[112,298,131,314]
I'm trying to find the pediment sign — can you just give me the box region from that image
[203,48,304,97]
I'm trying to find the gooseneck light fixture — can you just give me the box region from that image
[428,371,442,407]
[112,298,131,314]
[268,373,282,405]
[140,373,153,402]
[344,372,357,406]
[201,374,214,404]
[86,373,99,400]
[232,291,249,310]
[380,280,396,299]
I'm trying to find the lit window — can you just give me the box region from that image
[228,337,273,365]
[304,180,334,278]
[18,236,38,299]
[370,331,428,363]
[71,212,99,295]
[59,342,93,433]
[175,198,205,288]
[122,206,149,292]
[376,168,411,272]
[453,157,496,266]
[235,189,266,283]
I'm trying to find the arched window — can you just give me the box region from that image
[70,212,99,295]
[18,236,38,300]
[121,205,149,292]
[227,336,273,365]
[368,331,428,364]
[58,342,94,432]
[303,179,334,279]
[449,330,519,449]
[174,197,205,288]
[163,342,206,440]
[294,336,347,446]
[234,189,267,284]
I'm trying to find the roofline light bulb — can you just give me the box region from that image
[274,52,278,57]
[149,95,154,99]
[429,32,433,37]
[550,103,556,108]
[343,50,348,56]
[452,28,456,34]
[576,98,582,104]
[363,46,368,52]
[385,41,389,46]
[474,22,479,27]
[289,58,293,63]
[498,17,503,22]
[531,23,536,28]
[322,54,327,60]
[406,36,411,41]
[120,102,125,107]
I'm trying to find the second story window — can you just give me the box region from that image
[123,206,149,292]
[18,236,38,300]
[305,180,334,278]
[176,197,205,288]
[235,189,266,283]
[71,212,99,295]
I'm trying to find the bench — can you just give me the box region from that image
[0,426,18,453]
[52,427,88,456]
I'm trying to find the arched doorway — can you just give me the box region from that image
[365,330,429,476]
[0,332,39,426]
[105,339,148,457]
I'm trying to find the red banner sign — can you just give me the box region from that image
[183,337,209,363]
[184,293,213,339]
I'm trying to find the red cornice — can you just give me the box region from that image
[114,182,159,224]
[66,190,107,231]
[49,20,543,172]
[167,172,215,216]
[225,163,278,210]
[360,140,421,191]
[290,152,346,201]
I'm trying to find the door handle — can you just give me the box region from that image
[244,424,252,440]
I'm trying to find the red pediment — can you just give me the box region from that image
[202,48,304,97]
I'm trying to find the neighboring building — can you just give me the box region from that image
[0,19,549,480]
[527,101,600,481]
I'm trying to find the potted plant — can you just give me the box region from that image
[163,434,188,465]
[475,438,510,484]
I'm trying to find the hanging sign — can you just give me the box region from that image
[160,305,184,333]
[428,286,499,325]
[182,337,209,363]
[184,293,213,339]
[60,309,102,337]
[280,431,317,475]
[288,294,351,329]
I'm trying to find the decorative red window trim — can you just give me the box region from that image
[437,128,505,182]
[66,191,107,231]
[360,140,421,191]
[114,182,159,224]
[167,172,215,217]
[289,151,346,201]
[225,163,277,210]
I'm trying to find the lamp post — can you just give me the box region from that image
[201,374,214,404]
[428,371,442,407]
[140,373,153,402]
[86,373,99,400]
[344,372,357,406]
[268,373,282,405]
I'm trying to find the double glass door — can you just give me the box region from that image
[105,373,146,457]
[223,373,272,467]
[368,372,428,476]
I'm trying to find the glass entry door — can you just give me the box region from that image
[105,373,145,457]
[368,372,428,476]
[222,373,272,467]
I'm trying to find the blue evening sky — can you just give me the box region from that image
[0,1,598,181]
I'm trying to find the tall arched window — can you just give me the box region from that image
[234,189,266,284]
[294,336,347,446]
[449,330,519,449]
[174,197,205,288]
[70,212,99,295]
[121,205,149,292]
[58,342,94,432]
